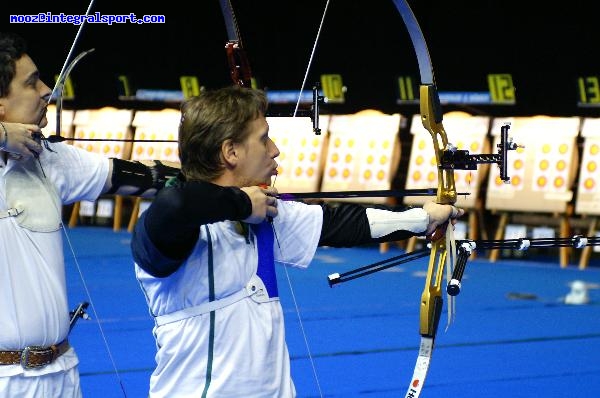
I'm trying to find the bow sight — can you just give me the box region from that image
[440,123,521,183]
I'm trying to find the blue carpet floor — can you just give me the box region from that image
[62,227,600,397]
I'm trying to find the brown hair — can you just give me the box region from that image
[178,85,267,181]
[0,32,27,97]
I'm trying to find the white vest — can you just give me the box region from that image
[3,158,61,232]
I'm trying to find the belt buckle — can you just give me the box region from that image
[20,346,52,369]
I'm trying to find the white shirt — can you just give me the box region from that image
[0,143,108,377]
[135,201,323,397]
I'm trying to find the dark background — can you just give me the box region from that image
[4,0,600,117]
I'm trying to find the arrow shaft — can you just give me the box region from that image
[277,189,469,200]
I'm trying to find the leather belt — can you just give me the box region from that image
[0,340,70,369]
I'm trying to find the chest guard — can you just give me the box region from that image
[4,159,62,232]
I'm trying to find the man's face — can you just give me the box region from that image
[234,115,280,187]
[0,54,51,127]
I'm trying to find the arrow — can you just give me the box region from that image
[276,188,470,200]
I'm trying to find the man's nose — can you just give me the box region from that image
[40,80,52,103]
[271,141,280,158]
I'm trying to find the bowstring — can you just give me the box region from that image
[33,146,128,395]
[40,0,128,394]
[274,2,332,396]
[293,0,331,118]
[59,217,128,396]
[271,171,324,397]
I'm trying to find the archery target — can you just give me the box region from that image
[131,109,180,162]
[404,112,491,209]
[486,116,580,213]
[72,107,134,159]
[320,110,401,204]
[575,118,600,215]
[267,116,328,193]
[531,141,573,193]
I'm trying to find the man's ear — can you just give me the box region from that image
[221,139,238,167]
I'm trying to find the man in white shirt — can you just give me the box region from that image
[131,85,463,397]
[0,31,178,397]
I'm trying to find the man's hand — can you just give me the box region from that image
[0,122,44,160]
[240,185,279,224]
[422,201,465,236]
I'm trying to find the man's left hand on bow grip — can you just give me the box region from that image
[423,201,465,237]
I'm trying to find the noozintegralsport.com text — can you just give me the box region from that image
[9,12,165,25]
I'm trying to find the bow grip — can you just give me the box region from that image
[426,221,448,242]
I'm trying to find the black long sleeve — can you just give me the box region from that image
[319,203,416,247]
[132,180,251,276]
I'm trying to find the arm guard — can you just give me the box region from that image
[319,203,428,247]
[106,158,180,196]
